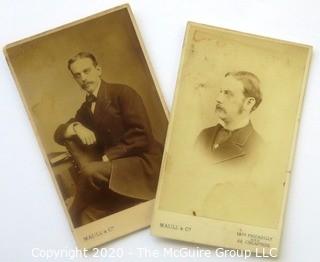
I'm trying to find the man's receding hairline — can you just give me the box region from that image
[225,71,260,83]
[67,52,98,71]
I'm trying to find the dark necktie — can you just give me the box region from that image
[212,127,232,150]
[86,94,97,105]
[85,94,97,116]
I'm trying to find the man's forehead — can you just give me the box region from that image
[70,57,95,70]
[220,77,244,93]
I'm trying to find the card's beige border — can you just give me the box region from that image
[4,4,169,249]
[151,21,312,256]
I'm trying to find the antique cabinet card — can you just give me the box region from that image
[151,22,311,255]
[4,4,168,249]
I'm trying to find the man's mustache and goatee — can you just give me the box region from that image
[81,81,93,88]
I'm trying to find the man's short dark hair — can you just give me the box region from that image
[225,71,262,111]
[67,52,98,71]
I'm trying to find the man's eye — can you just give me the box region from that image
[84,69,91,74]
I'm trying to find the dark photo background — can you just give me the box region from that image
[6,8,168,154]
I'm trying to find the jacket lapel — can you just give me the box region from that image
[211,123,254,164]
[93,81,112,123]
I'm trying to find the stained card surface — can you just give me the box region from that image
[4,4,168,249]
[152,22,311,255]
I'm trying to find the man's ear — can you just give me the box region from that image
[246,97,256,111]
[96,65,102,76]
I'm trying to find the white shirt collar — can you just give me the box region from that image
[92,78,101,98]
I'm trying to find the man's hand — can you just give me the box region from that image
[73,123,96,145]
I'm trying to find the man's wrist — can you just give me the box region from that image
[64,122,80,138]
[102,155,110,162]
[72,122,81,133]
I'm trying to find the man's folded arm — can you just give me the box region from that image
[54,105,87,145]
[54,118,77,145]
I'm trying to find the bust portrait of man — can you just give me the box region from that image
[195,71,263,165]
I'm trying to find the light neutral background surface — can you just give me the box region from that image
[0,0,319,261]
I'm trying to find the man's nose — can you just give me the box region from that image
[216,93,222,103]
[80,73,88,82]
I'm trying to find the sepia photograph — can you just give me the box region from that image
[4,4,168,248]
[151,22,312,255]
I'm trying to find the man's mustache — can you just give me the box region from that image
[81,81,94,87]
[215,103,226,113]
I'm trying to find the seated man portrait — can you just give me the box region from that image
[54,52,163,227]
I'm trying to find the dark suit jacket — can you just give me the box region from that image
[54,81,163,200]
[195,122,263,165]
[194,123,269,225]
